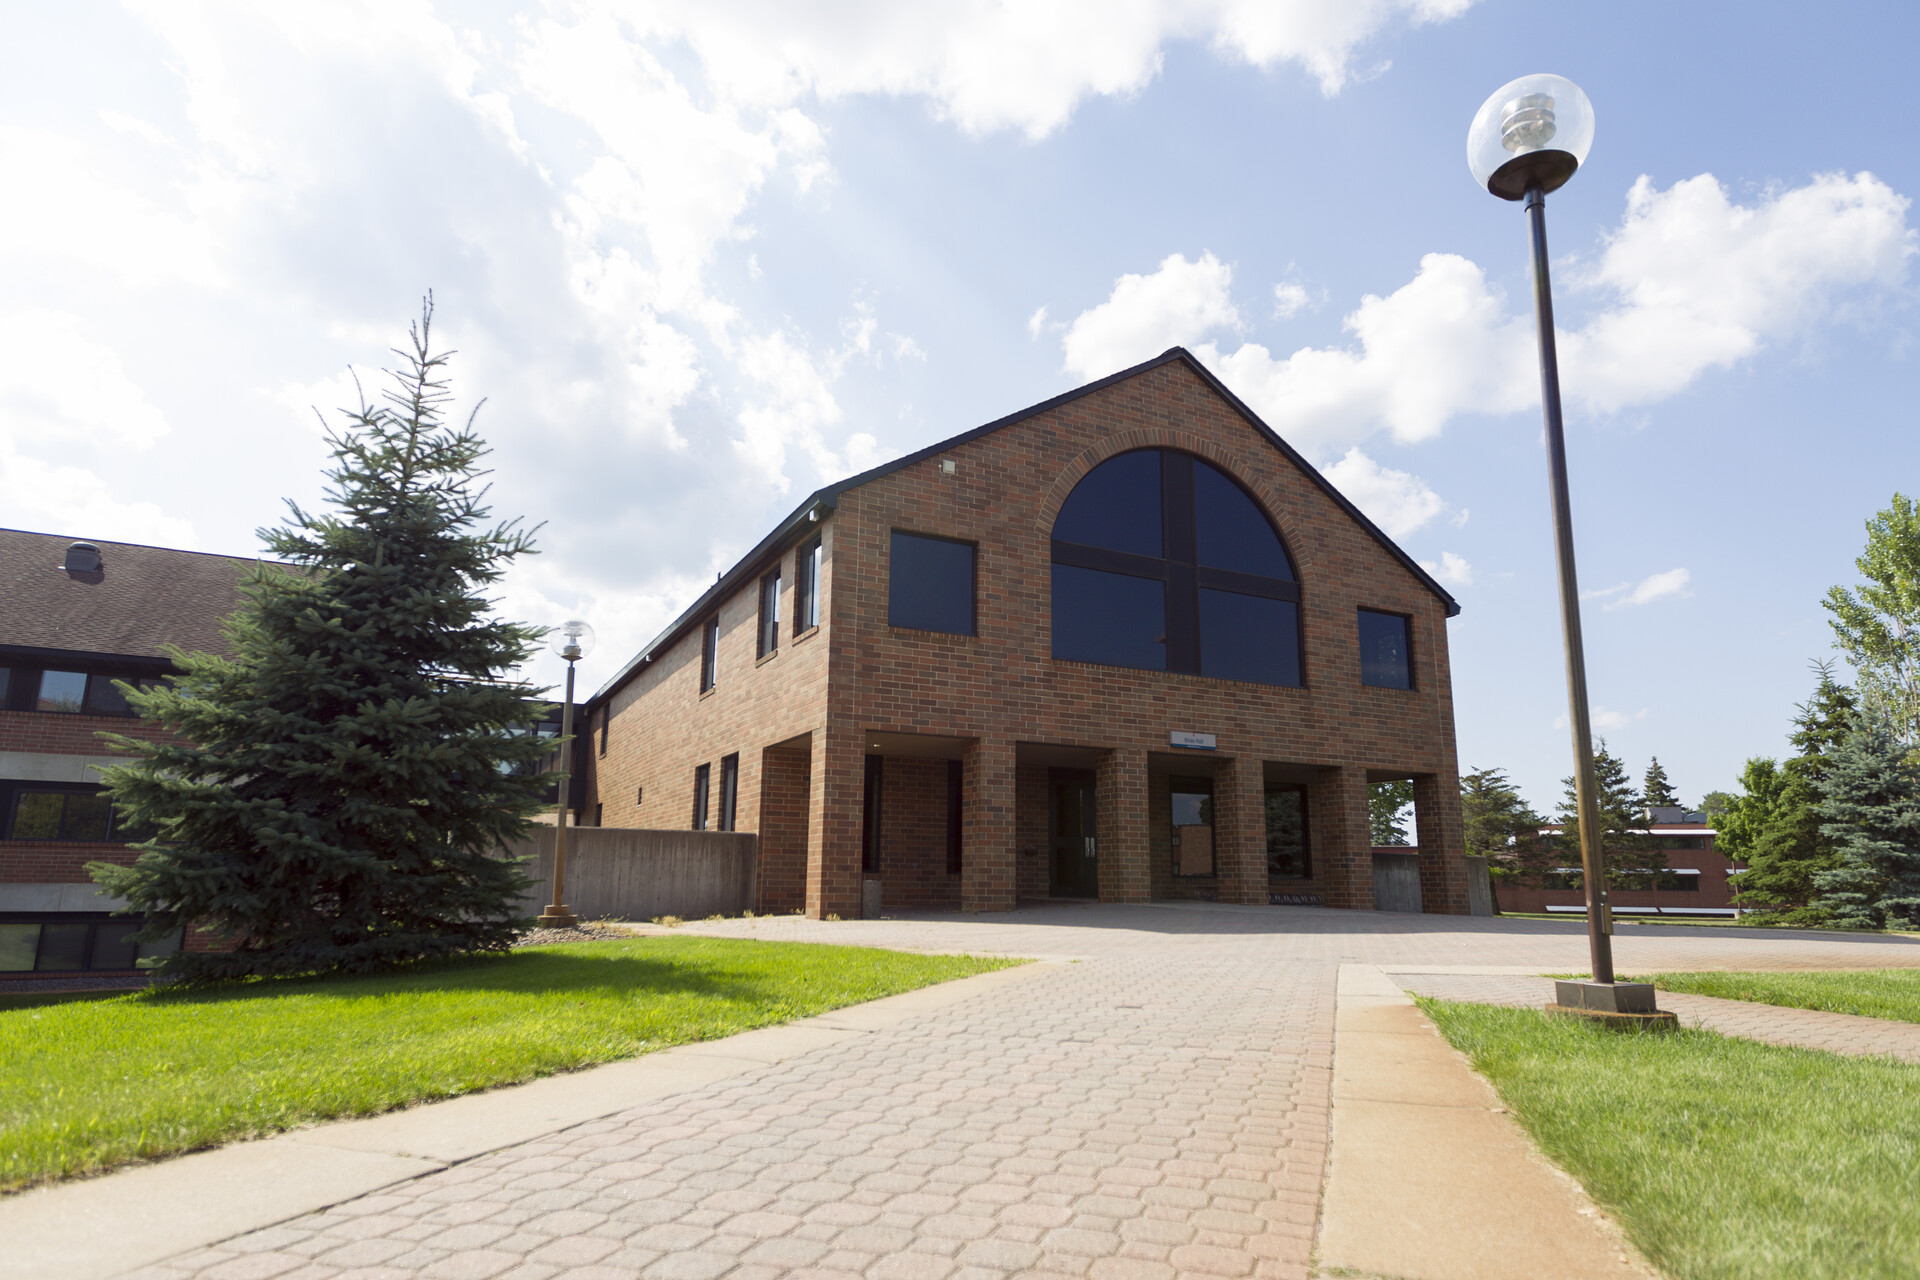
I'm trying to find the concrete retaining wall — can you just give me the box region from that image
[504,827,757,922]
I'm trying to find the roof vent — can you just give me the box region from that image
[63,542,103,574]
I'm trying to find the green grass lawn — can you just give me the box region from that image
[1646,968,1920,1024]
[1422,999,1920,1280]
[0,936,1016,1193]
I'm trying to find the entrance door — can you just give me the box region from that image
[1049,770,1099,898]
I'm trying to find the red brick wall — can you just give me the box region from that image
[870,757,961,910]
[756,742,810,914]
[1,708,161,886]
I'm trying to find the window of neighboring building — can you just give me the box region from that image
[4,786,120,842]
[718,753,739,831]
[1051,449,1301,686]
[692,763,711,830]
[1266,785,1311,879]
[1668,834,1706,850]
[699,616,720,692]
[1170,777,1215,877]
[35,670,88,713]
[1654,869,1701,891]
[946,759,963,876]
[795,534,823,634]
[862,755,884,873]
[1357,609,1413,689]
[888,532,975,635]
[758,568,781,658]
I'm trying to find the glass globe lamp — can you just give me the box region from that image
[1467,73,1594,200]
[551,619,596,662]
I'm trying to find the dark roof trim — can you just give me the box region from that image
[0,644,179,669]
[584,346,1457,708]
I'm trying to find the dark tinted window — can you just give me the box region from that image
[1358,609,1412,689]
[6,790,117,841]
[1200,591,1300,686]
[718,754,739,831]
[1195,461,1293,579]
[36,670,86,713]
[889,532,974,635]
[758,569,780,657]
[1266,787,1311,879]
[699,617,719,692]
[1053,450,1162,556]
[85,675,133,715]
[862,755,883,873]
[1051,566,1165,671]
[795,535,822,632]
[692,763,711,830]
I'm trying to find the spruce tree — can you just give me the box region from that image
[1557,742,1661,888]
[1813,715,1920,928]
[90,301,552,980]
[1641,757,1681,809]
[1735,662,1857,921]
[1460,766,1548,889]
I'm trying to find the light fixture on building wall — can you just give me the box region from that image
[538,618,595,928]
[1470,76,1645,1012]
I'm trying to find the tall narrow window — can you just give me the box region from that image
[1357,609,1413,689]
[946,758,964,876]
[861,754,884,873]
[889,532,975,635]
[692,763,711,830]
[598,709,609,756]
[1051,450,1301,686]
[718,753,739,831]
[1266,786,1311,879]
[699,616,719,692]
[758,568,781,658]
[794,534,823,635]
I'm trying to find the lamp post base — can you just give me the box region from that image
[536,907,578,928]
[1547,979,1675,1030]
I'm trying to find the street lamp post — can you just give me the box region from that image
[537,619,595,928]
[1469,77,1660,1016]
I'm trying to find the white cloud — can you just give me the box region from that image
[1587,568,1693,611]
[1063,172,1913,460]
[0,441,199,549]
[0,311,172,449]
[1593,706,1650,731]
[1418,551,1473,588]
[1319,447,1450,538]
[1272,282,1311,319]
[1027,305,1050,339]
[1062,251,1241,379]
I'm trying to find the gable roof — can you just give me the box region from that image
[587,347,1460,706]
[0,528,264,665]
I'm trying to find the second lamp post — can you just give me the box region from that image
[538,618,595,928]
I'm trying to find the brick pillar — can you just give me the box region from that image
[1216,756,1268,905]
[962,738,1017,912]
[805,724,864,920]
[1313,766,1374,910]
[1096,748,1150,903]
[1413,772,1471,915]
[756,741,811,915]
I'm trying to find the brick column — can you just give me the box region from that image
[962,738,1017,912]
[1215,756,1268,905]
[1096,748,1150,903]
[1413,772,1471,915]
[805,724,864,920]
[1312,766,1374,910]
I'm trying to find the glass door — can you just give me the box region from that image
[1049,771,1099,898]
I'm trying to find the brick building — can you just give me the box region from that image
[0,529,259,973]
[580,350,1472,919]
[1495,808,1743,918]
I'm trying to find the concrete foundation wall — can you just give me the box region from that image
[505,826,758,922]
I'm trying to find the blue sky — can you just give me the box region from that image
[3,1,1915,812]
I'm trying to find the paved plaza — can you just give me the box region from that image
[126,903,1920,1280]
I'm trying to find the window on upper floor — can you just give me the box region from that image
[889,531,975,636]
[1357,609,1413,689]
[1050,449,1301,686]
[598,709,609,757]
[36,670,87,713]
[758,567,781,658]
[795,534,823,634]
[5,667,165,716]
[699,616,720,693]
[1,784,142,842]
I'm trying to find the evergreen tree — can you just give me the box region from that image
[1557,741,1660,888]
[90,301,552,980]
[1736,663,1857,920]
[1813,715,1920,928]
[1460,766,1549,888]
[1641,757,1681,809]
[1369,779,1414,845]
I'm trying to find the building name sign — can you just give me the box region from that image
[1170,730,1216,750]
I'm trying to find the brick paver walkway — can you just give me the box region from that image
[134,904,1920,1280]
[1391,971,1920,1063]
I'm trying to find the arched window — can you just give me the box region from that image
[1051,449,1301,685]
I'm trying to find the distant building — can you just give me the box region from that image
[0,529,260,975]
[1495,806,1744,918]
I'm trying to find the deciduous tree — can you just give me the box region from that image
[1825,493,1920,741]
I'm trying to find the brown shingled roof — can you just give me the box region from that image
[0,528,269,661]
